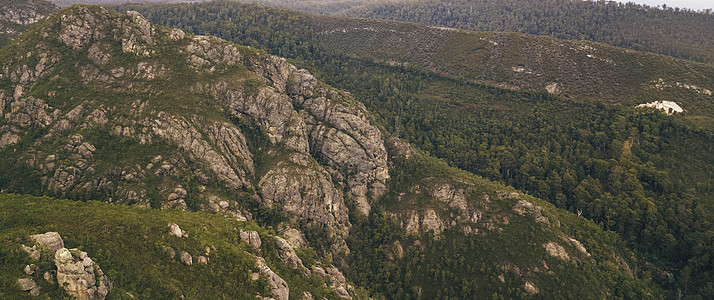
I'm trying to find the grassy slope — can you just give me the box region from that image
[0,193,337,299]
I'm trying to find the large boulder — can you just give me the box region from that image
[30,231,64,253]
[54,247,112,300]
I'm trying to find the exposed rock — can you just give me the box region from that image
[151,113,252,190]
[0,132,20,148]
[312,265,351,300]
[545,82,561,94]
[44,272,52,282]
[119,11,156,57]
[24,264,35,275]
[169,28,185,40]
[524,281,539,294]
[568,238,590,257]
[274,236,304,269]
[513,200,549,224]
[54,247,111,300]
[240,230,262,251]
[30,232,64,254]
[302,96,389,216]
[278,227,307,249]
[422,209,445,236]
[179,251,192,266]
[168,223,188,238]
[259,153,347,226]
[301,292,314,300]
[543,242,570,261]
[21,244,40,260]
[196,256,208,265]
[57,6,109,49]
[431,184,468,211]
[636,100,684,115]
[256,256,289,300]
[17,277,39,296]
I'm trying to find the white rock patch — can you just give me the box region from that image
[636,101,684,115]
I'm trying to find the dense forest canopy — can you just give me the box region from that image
[112,1,714,298]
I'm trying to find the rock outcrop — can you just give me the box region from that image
[55,247,112,300]
[16,232,111,299]
[256,257,289,300]
[240,230,262,251]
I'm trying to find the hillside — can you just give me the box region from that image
[229,0,714,64]
[115,2,714,298]
[0,5,661,299]
[0,0,57,48]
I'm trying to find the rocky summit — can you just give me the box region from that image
[0,5,665,299]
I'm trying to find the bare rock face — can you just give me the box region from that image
[259,153,348,226]
[256,256,289,300]
[301,96,388,216]
[168,223,188,238]
[273,236,305,269]
[30,232,64,253]
[513,200,549,225]
[54,248,112,300]
[311,265,352,300]
[57,6,109,49]
[240,230,262,251]
[524,281,540,294]
[150,113,253,190]
[543,242,570,261]
[17,277,40,296]
[21,244,40,260]
[1,1,54,26]
[278,227,307,249]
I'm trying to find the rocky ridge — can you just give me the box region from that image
[1,6,387,298]
[0,6,386,235]
[0,0,57,46]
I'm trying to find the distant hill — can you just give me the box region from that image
[226,0,714,64]
[0,0,57,48]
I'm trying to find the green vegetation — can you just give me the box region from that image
[347,154,660,299]
[0,193,331,299]
[221,0,714,64]
[114,2,714,298]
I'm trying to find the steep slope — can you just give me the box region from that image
[0,0,58,48]
[0,5,662,299]
[115,2,714,298]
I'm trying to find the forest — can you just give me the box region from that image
[238,0,714,64]
[109,2,714,298]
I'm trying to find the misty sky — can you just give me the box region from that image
[621,0,713,10]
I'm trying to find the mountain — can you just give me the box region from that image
[0,5,659,299]
[114,1,714,298]
[0,0,57,48]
